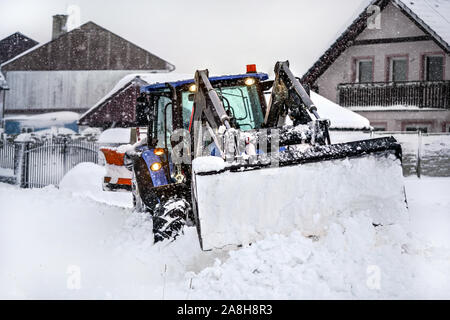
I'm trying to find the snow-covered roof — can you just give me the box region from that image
[310,92,371,130]
[5,111,79,126]
[80,73,193,120]
[397,0,450,49]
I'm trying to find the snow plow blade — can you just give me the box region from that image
[192,137,408,251]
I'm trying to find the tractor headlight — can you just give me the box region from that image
[153,148,165,156]
[188,84,197,92]
[150,162,162,171]
[244,77,255,86]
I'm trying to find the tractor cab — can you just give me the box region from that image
[137,72,270,150]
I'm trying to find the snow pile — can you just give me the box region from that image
[97,128,131,145]
[310,91,371,130]
[0,183,132,299]
[192,156,227,173]
[1,176,450,299]
[187,219,413,299]
[59,162,132,207]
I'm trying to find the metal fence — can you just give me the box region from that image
[0,135,99,188]
[338,80,450,108]
[0,136,15,169]
[17,138,99,188]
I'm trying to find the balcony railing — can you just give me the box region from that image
[338,81,450,109]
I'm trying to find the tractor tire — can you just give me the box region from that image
[153,198,190,243]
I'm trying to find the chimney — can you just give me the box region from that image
[52,14,68,40]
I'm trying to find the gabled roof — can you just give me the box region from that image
[0,32,39,64]
[78,73,193,127]
[1,22,175,72]
[399,0,450,50]
[301,0,450,86]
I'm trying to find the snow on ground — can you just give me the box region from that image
[59,162,132,208]
[0,167,14,177]
[0,162,449,299]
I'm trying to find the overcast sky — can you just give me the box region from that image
[0,0,370,76]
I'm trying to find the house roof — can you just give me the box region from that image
[301,0,450,86]
[80,73,194,121]
[1,22,175,72]
[0,32,38,64]
[78,73,193,127]
[399,0,450,49]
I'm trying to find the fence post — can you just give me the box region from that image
[14,142,28,188]
[416,131,422,178]
[63,137,68,174]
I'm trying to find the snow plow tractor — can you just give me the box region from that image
[126,61,408,250]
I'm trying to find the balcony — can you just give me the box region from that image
[337,81,450,109]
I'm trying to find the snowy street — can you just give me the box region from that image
[1,163,449,299]
[1,0,450,302]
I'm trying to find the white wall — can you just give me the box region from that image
[3,70,154,113]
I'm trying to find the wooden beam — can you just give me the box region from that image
[352,35,433,46]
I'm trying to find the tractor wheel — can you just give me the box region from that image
[153,198,191,243]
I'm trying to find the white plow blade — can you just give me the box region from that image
[194,154,407,251]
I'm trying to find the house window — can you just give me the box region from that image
[424,55,444,81]
[405,126,429,133]
[389,57,408,82]
[356,59,374,83]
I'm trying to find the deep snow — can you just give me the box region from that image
[0,163,449,299]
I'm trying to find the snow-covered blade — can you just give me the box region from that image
[192,137,408,251]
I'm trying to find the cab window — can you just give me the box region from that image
[181,83,264,131]
[156,95,173,149]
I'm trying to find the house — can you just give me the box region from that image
[0,15,175,120]
[78,73,192,128]
[301,0,450,133]
[0,32,39,124]
[0,32,39,64]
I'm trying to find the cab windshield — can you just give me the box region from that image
[181,83,264,131]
